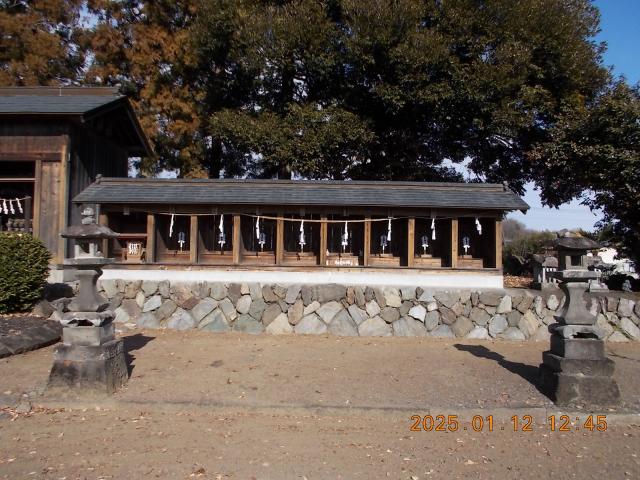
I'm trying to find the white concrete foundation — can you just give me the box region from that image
[99,267,503,289]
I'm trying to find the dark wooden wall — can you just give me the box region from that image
[0,118,129,263]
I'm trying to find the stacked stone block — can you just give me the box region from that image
[46,281,640,341]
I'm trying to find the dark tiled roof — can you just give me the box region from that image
[0,95,122,115]
[74,178,530,211]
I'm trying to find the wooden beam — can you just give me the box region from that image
[495,218,503,270]
[146,214,156,263]
[98,211,109,257]
[319,216,327,266]
[407,217,415,268]
[32,160,41,238]
[232,214,241,265]
[56,136,70,263]
[451,218,458,269]
[363,217,371,267]
[276,216,284,265]
[190,215,198,263]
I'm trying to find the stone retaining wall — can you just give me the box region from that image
[57,281,640,342]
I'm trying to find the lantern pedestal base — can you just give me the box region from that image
[538,335,621,407]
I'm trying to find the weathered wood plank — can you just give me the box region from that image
[276,216,284,265]
[146,214,156,263]
[319,216,328,267]
[232,214,241,265]
[363,217,371,267]
[451,218,458,269]
[407,217,415,268]
[190,215,198,264]
[495,218,503,270]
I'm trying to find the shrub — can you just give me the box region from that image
[0,233,51,314]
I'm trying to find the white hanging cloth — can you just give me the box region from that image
[16,198,22,214]
[219,214,224,232]
[299,220,305,247]
[342,220,349,247]
[169,214,175,237]
[475,217,482,235]
[387,218,392,241]
[431,217,436,240]
[2,199,7,215]
[255,216,261,240]
[8,200,14,214]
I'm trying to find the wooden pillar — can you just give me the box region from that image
[276,216,284,265]
[232,214,241,265]
[451,218,458,269]
[190,215,198,263]
[146,213,155,263]
[319,215,328,266]
[363,217,371,267]
[98,211,109,258]
[495,218,503,270]
[407,217,415,268]
[24,196,32,234]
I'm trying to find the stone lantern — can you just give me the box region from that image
[538,234,620,407]
[47,206,127,394]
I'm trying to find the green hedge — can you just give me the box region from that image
[0,233,51,314]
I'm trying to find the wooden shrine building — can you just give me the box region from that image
[74,177,530,288]
[0,87,153,275]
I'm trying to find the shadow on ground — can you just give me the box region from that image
[123,333,155,377]
[453,343,549,399]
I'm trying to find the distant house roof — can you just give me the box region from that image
[74,177,530,211]
[0,87,152,157]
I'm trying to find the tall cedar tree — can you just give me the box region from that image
[0,0,85,85]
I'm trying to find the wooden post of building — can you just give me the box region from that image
[319,215,328,266]
[146,213,155,263]
[98,211,109,258]
[232,214,241,265]
[276,216,284,265]
[451,218,458,269]
[24,196,32,234]
[495,218,503,270]
[190,215,198,263]
[363,217,371,267]
[407,217,415,268]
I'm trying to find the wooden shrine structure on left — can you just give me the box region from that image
[0,87,152,279]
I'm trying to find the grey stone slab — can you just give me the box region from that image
[219,298,237,322]
[248,298,267,321]
[141,280,159,297]
[358,316,392,337]
[136,312,161,329]
[620,317,640,339]
[227,284,242,304]
[236,295,252,314]
[262,303,282,326]
[466,326,489,340]
[499,327,526,341]
[317,301,343,323]
[287,299,304,325]
[400,286,416,301]
[328,310,359,336]
[285,284,302,304]
[301,285,314,305]
[488,315,508,337]
[423,311,440,331]
[191,297,219,321]
[210,283,228,301]
[233,314,265,334]
[479,291,501,307]
[431,324,455,338]
[434,292,458,309]
[408,304,427,322]
[295,314,327,335]
[142,295,162,313]
[470,307,490,326]
[200,312,230,332]
[380,306,400,323]
[365,300,381,318]
[451,317,473,337]
[496,295,512,314]
[347,304,368,325]
[266,313,293,334]
[315,284,346,303]
[166,308,197,330]
[550,336,605,360]
[440,306,457,325]
[392,317,427,337]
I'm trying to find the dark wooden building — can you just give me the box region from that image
[74,177,529,288]
[0,87,152,273]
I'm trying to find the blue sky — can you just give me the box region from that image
[508,0,639,231]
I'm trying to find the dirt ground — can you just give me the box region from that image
[1,330,639,479]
